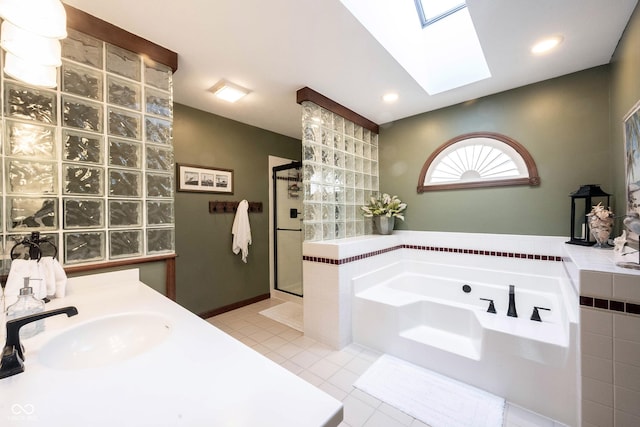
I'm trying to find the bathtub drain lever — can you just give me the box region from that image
[479,298,496,314]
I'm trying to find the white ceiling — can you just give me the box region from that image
[63,0,638,139]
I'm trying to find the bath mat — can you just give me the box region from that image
[354,354,504,427]
[259,302,303,332]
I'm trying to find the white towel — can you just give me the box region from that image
[4,259,45,306]
[39,256,68,299]
[231,200,252,263]
[52,258,67,299]
[39,257,56,296]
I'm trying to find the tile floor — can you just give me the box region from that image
[207,298,568,427]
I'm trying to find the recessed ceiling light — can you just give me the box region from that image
[531,36,563,55]
[382,92,399,103]
[209,80,250,103]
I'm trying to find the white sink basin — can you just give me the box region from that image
[39,312,172,370]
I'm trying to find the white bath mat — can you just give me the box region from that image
[259,302,303,332]
[354,354,505,427]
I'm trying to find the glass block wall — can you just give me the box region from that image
[301,101,379,241]
[1,28,174,266]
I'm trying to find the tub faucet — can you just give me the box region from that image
[507,285,517,317]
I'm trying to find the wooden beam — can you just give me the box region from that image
[297,86,379,134]
[64,4,178,72]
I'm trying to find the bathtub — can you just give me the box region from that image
[352,260,578,426]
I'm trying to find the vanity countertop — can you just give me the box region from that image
[0,269,343,426]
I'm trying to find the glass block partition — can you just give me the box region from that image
[301,101,379,241]
[1,28,174,266]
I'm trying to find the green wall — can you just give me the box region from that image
[611,4,640,219]
[173,103,301,314]
[378,66,612,236]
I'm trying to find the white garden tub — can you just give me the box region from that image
[352,260,578,426]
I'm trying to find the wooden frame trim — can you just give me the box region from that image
[417,132,540,193]
[64,4,178,72]
[65,254,177,301]
[297,87,379,134]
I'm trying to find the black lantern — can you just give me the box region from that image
[567,184,611,246]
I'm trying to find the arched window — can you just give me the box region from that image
[417,132,540,192]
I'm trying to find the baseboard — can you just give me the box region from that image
[198,293,270,319]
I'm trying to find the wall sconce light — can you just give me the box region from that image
[566,184,611,246]
[209,80,251,103]
[0,0,67,88]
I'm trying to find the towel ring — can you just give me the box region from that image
[38,239,58,260]
[10,240,42,261]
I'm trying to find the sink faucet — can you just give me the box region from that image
[507,285,517,317]
[0,306,78,379]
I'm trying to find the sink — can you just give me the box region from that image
[39,312,172,370]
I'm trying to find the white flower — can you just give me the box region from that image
[360,193,407,220]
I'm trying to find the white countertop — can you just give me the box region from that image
[0,269,343,426]
[564,243,640,276]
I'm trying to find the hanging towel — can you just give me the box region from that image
[38,256,68,299]
[52,257,67,299]
[232,200,252,263]
[4,259,45,306]
[39,257,56,297]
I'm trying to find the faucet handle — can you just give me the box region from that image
[479,298,497,314]
[1,306,79,379]
[0,345,25,379]
[531,306,551,322]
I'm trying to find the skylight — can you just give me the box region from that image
[340,0,491,95]
[415,0,467,27]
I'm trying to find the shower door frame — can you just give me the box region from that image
[272,161,303,297]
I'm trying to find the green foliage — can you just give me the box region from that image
[361,193,407,220]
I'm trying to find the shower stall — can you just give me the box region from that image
[272,162,303,297]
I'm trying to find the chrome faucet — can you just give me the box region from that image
[507,285,518,318]
[0,306,78,379]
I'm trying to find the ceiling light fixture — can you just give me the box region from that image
[0,0,67,88]
[531,36,563,55]
[382,93,399,103]
[209,80,251,103]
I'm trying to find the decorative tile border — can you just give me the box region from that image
[303,244,563,265]
[580,296,640,316]
[303,245,402,265]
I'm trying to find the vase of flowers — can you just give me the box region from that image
[361,193,407,235]
[587,202,614,248]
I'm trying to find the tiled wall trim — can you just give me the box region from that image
[580,296,640,316]
[303,244,563,265]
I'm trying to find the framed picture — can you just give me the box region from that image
[177,163,234,194]
[624,101,640,246]
[624,101,640,216]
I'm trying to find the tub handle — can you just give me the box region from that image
[479,298,496,314]
[531,306,551,322]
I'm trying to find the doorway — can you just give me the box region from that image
[272,161,303,297]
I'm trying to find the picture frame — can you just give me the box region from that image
[176,163,234,194]
[623,100,640,246]
[624,100,640,217]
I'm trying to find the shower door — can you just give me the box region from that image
[273,162,303,296]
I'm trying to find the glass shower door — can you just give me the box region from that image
[273,163,303,296]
